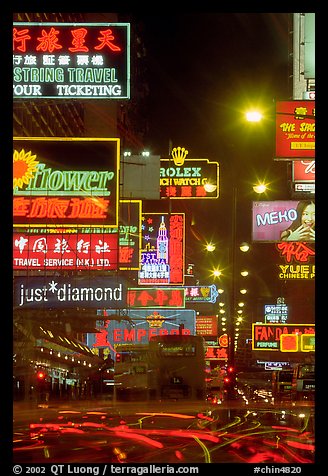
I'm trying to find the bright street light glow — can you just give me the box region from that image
[253,183,267,194]
[205,243,216,252]
[246,111,263,122]
[240,242,250,252]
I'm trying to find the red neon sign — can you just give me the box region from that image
[13,196,110,223]
[127,288,185,308]
[276,242,315,263]
[13,232,118,270]
[13,26,122,54]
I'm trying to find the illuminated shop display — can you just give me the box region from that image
[275,100,315,160]
[13,232,119,270]
[252,323,315,351]
[252,200,315,243]
[13,137,120,228]
[139,213,185,286]
[13,276,127,308]
[13,22,130,99]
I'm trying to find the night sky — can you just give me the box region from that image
[136,13,292,240]
[131,12,315,322]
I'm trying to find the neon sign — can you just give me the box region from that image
[160,147,219,199]
[139,213,185,286]
[252,323,315,351]
[127,288,185,308]
[87,309,196,360]
[275,101,315,160]
[13,23,130,99]
[13,137,119,227]
[195,316,218,336]
[13,232,119,270]
[205,346,228,360]
[14,276,127,308]
[184,285,219,303]
[278,264,315,280]
[276,241,315,263]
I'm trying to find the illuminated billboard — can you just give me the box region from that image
[264,303,288,323]
[292,160,315,194]
[275,100,315,160]
[252,200,315,243]
[196,316,218,336]
[252,323,315,351]
[13,137,120,228]
[127,288,185,308]
[13,276,127,309]
[160,147,219,199]
[184,285,219,303]
[138,212,185,286]
[13,22,130,99]
[14,199,142,271]
[13,232,119,270]
[87,309,196,360]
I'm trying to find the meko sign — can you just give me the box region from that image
[252,200,315,243]
[13,137,120,228]
[14,276,127,309]
[139,213,185,286]
[252,323,315,351]
[275,100,315,160]
[88,309,196,359]
[13,232,119,270]
[13,22,130,99]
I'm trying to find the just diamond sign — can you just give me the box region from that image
[13,276,128,309]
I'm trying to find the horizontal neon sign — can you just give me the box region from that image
[127,288,185,308]
[13,232,118,270]
[13,137,120,227]
[160,158,219,199]
[252,323,315,351]
[13,23,130,99]
[14,276,127,308]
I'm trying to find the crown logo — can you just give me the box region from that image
[146,311,165,328]
[171,147,188,166]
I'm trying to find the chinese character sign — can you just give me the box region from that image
[252,323,315,351]
[13,232,119,270]
[13,23,130,99]
[138,213,185,285]
[86,309,196,360]
[127,288,185,308]
[13,138,120,228]
[275,101,315,159]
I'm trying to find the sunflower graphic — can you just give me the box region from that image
[13,149,39,191]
